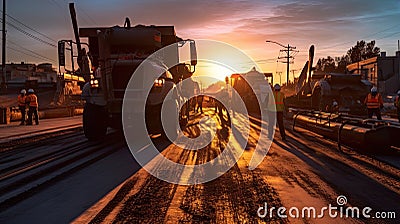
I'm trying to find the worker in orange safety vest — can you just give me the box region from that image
[26,89,39,125]
[17,89,27,125]
[272,84,286,140]
[364,87,383,120]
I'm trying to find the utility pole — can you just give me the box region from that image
[266,40,297,85]
[278,44,297,85]
[1,0,6,94]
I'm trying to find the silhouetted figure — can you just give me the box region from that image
[271,84,286,140]
[196,95,204,113]
[364,87,383,120]
[26,89,39,125]
[330,99,339,113]
[17,89,27,125]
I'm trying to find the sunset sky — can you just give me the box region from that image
[5,0,400,84]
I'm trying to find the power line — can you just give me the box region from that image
[50,0,97,25]
[7,39,55,62]
[48,0,63,9]
[67,0,98,25]
[362,24,400,40]
[319,23,400,50]
[7,45,53,62]
[0,18,57,48]
[0,10,56,43]
[375,30,400,41]
[78,7,97,25]
[271,42,297,84]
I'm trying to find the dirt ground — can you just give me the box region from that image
[74,108,399,224]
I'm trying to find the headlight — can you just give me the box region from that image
[90,79,100,88]
[154,78,164,88]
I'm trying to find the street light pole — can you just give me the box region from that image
[266,40,297,85]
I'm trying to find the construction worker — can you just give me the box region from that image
[17,89,27,125]
[331,99,339,113]
[216,88,230,125]
[26,89,39,125]
[364,87,383,120]
[194,81,203,113]
[196,95,204,113]
[272,84,286,140]
[395,90,400,122]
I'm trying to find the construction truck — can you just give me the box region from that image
[286,45,372,114]
[65,3,197,140]
[230,68,273,114]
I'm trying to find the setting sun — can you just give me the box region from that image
[192,60,236,87]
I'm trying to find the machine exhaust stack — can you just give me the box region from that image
[69,3,82,62]
[307,45,314,83]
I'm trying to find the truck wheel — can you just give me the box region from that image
[162,100,179,142]
[83,103,107,140]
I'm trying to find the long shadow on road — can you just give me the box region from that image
[273,135,400,217]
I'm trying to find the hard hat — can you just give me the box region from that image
[371,87,377,93]
[274,84,281,90]
[332,101,338,107]
[397,90,400,95]
[28,89,34,93]
[20,89,26,94]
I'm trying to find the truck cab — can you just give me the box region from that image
[71,14,196,139]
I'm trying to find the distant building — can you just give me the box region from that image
[0,62,57,88]
[0,62,35,84]
[347,51,400,96]
[33,63,57,84]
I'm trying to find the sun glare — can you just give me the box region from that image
[192,60,236,87]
